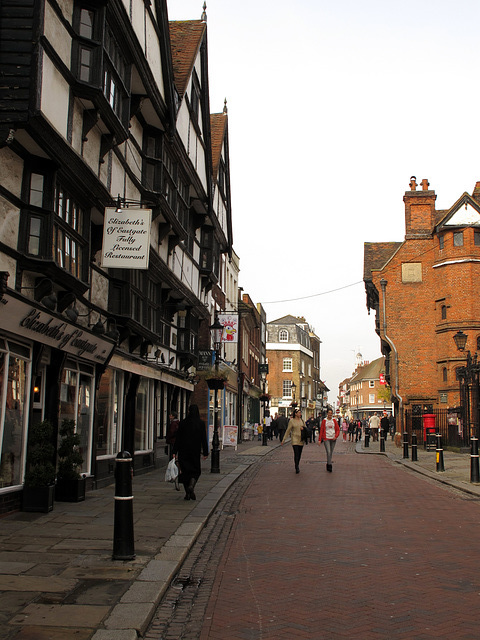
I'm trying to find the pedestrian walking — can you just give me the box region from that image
[271,413,279,439]
[369,412,380,441]
[319,408,340,472]
[172,404,208,501]
[355,419,362,442]
[281,408,306,474]
[342,418,348,442]
[276,413,288,442]
[380,412,389,441]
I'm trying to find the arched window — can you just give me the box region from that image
[279,329,288,342]
[442,367,447,382]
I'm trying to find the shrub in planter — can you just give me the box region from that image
[55,419,86,502]
[23,419,56,513]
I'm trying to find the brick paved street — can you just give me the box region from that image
[148,441,480,639]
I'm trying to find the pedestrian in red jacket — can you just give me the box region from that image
[319,408,340,472]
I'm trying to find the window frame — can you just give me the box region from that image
[453,231,464,247]
[283,358,293,372]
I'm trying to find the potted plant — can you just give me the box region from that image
[202,366,229,390]
[55,419,86,502]
[23,419,56,513]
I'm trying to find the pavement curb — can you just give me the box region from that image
[91,450,278,639]
[355,440,480,498]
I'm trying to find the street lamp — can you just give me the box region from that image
[291,381,297,414]
[453,330,480,483]
[259,364,269,446]
[210,315,224,474]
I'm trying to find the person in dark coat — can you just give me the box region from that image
[166,411,179,460]
[276,414,288,442]
[172,404,208,501]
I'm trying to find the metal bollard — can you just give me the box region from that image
[411,432,418,461]
[471,436,480,483]
[364,431,370,448]
[436,433,445,472]
[113,451,135,560]
[403,432,409,459]
[380,430,385,452]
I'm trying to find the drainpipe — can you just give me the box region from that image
[380,279,404,430]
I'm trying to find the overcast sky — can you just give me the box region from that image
[168,0,480,402]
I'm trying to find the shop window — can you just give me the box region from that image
[134,378,153,451]
[0,339,31,489]
[59,360,94,475]
[95,368,122,457]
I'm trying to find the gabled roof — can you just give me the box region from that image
[168,20,206,98]
[436,192,480,230]
[349,357,384,384]
[210,112,227,179]
[268,315,305,325]
[364,242,402,280]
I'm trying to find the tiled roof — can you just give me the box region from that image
[349,356,384,383]
[363,242,402,280]
[210,112,227,179]
[169,20,206,98]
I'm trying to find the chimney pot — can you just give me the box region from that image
[409,176,417,191]
[421,178,430,191]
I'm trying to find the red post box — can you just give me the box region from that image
[422,414,436,450]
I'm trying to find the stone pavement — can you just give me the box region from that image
[0,438,276,640]
[0,433,478,639]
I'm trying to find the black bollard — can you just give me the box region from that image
[403,432,409,459]
[471,437,480,483]
[436,433,445,472]
[380,430,385,452]
[411,432,418,462]
[364,430,370,448]
[113,451,135,560]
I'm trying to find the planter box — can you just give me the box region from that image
[206,378,226,390]
[22,485,55,513]
[55,477,86,502]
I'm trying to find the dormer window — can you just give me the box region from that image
[279,329,288,342]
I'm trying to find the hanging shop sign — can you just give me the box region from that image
[0,293,115,364]
[101,208,152,269]
[218,313,238,343]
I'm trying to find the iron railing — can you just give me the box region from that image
[404,408,469,449]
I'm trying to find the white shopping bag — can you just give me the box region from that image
[165,458,178,483]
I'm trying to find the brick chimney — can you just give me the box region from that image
[403,176,437,239]
[472,181,480,204]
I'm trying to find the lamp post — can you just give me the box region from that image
[210,316,224,474]
[453,330,480,483]
[291,381,297,415]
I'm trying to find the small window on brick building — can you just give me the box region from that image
[279,330,288,342]
[443,367,447,382]
[283,380,292,397]
[283,358,292,372]
[369,394,375,403]
[477,336,480,351]
[439,235,444,250]
[369,380,374,388]
[475,230,480,246]
[454,231,464,247]
[441,305,447,320]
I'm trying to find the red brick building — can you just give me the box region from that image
[364,177,480,431]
